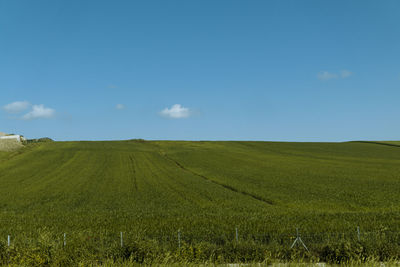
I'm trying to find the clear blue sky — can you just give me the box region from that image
[1,0,399,141]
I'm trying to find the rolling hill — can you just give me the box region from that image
[0,140,399,264]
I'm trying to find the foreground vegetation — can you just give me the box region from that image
[0,140,399,265]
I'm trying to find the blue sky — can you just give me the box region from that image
[1,0,399,141]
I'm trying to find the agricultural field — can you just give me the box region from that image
[0,140,400,265]
[374,141,400,147]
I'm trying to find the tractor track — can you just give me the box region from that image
[160,151,275,206]
[128,154,138,191]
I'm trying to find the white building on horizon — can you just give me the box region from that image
[0,132,26,142]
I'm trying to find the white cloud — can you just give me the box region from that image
[318,70,353,81]
[160,104,191,119]
[22,104,55,120]
[3,101,31,113]
[116,104,125,110]
[317,71,338,81]
[340,70,353,78]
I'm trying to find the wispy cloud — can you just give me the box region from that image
[3,101,31,113]
[318,70,353,80]
[22,104,55,120]
[108,84,117,89]
[160,104,191,119]
[340,70,353,78]
[116,104,125,110]
[317,71,338,81]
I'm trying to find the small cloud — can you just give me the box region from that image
[340,70,353,78]
[108,84,117,89]
[3,101,31,113]
[318,70,353,81]
[317,71,338,81]
[22,104,55,120]
[160,104,191,119]
[116,104,125,110]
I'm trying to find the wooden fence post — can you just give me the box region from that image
[235,227,239,242]
[178,230,181,248]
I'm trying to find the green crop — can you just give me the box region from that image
[0,140,399,265]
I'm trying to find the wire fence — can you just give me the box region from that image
[2,227,400,251]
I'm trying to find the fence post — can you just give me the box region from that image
[120,232,123,247]
[235,227,239,242]
[7,235,10,247]
[63,233,66,247]
[357,226,360,241]
[178,230,181,248]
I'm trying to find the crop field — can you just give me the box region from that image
[0,140,400,265]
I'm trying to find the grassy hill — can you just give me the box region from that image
[0,140,399,264]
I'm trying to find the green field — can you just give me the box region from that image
[0,140,400,265]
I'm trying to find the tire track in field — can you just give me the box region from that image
[128,154,138,191]
[160,151,275,206]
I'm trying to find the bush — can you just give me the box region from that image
[26,137,54,144]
